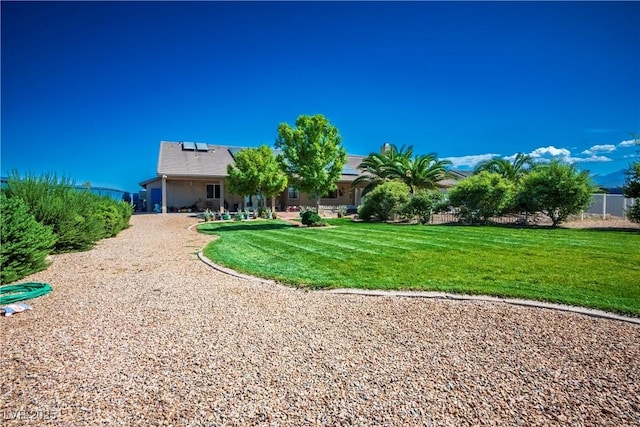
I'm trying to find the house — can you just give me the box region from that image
[139,141,368,213]
[139,140,466,213]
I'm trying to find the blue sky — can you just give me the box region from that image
[2,1,639,192]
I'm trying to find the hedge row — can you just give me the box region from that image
[0,173,132,284]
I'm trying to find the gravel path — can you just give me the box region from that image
[2,214,639,426]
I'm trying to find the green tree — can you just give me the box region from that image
[358,181,411,222]
[518,161,595,227]
[351,144,413,195]
[623,134,640,222]
[474,153,535,182]
[352,144,451,196]
[275,114,347,211]
[389,152,452,195]
[226,145,288,210]
[448,171,516,224]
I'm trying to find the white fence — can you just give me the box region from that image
[584,194,636,219]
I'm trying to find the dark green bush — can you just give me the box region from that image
[300,210,323,226]
[448,171,515,224]
[97,197,132,237]
[403,190,446,225]
[358,181,410,222]
[117,200,132,229]
[517,162,594,227]
[96,199,125,237]
[627,202,640,223]
[623,162,640,223]
[0,193,57,284]
[46,188,105,251]
[4,171,131,252]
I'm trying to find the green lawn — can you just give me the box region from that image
[199,219,640,316]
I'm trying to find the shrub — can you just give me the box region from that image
[117,200,132,230]
[403,190,446,225]
[300,209,324,226]
[517,161,594,227]
[627,202,640,223]
[96,202,122,237]
[448,172,515,223]
[47,188,105,251]
[358,181,411,222]
[3,171,131,252]
[0,193,57,284]
[623,162,640,223]
[94,198,131,238]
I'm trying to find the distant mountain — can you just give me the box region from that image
[593,169,626,190]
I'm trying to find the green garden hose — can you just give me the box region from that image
[0,282,52,305]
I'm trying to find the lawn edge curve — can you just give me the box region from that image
[197,251,640,326]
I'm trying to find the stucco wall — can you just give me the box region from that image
[146,178,365,213]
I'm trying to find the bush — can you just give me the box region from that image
[403,190,446,225]
[627,202,640,223]
[117,200,133,230]
[358,181,410,222]
[0,193,57,284]
[3,171,131,252]
[517,162,594,227]
[623,162,640,223]
[448,172,515,224]
[95,198,131,237]
[300,209,324,226]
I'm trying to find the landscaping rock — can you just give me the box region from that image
[1,213,638,425]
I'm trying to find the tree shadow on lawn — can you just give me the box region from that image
[197,221,297,234]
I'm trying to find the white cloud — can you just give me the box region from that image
[582,144,616,155]
[449,142,624,171]
[443,153,499,168]
[529,146,571,158]
[581,155,613,163]
[518,145,610,165]
[619,139,639,148]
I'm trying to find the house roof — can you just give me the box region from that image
[157,141,236,178]
[141,141,468,188]
[151,141,369,183]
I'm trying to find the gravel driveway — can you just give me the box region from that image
[2,214,639,426]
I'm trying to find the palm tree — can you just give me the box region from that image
[389,153,452,195]
[474,153,534,182]
[351,144,414,195]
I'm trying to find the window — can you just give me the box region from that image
[325,189,338,199]
[288,186,299,200]
[206,184,221,199]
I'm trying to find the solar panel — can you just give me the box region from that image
[195,142,209,151]
[342,165,360,175]
[182,142,196,151]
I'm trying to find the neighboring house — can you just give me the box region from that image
[139,141,465,213]
[438,170,473,189]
